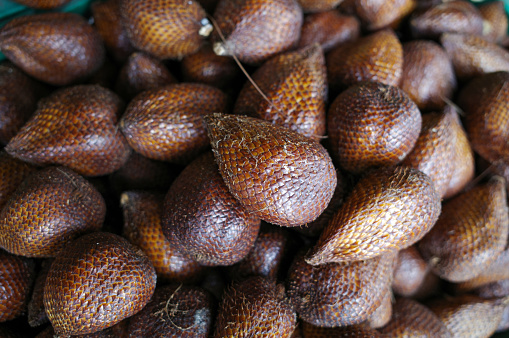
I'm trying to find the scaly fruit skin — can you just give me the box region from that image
[212,0,303,64]
[204,113,337,227]
[307,166,441,264]
[419,177,509,282]
[0,13,105,86]
[9,0,70,9]
[214,276,296,337]
[354,0,416,30]
[300,322,384,337]
[121,0,209,60]
[456,248,509,292]
[234,44,327,140]
[392,246,429,297]
[367,289,392,329]
[287,252,396,327]
[480,1,508,43]
[0,167,106,258]
[44,232,157,336]
[0,151,37,210]
[297,0,343,13]
[0,250,35,322]
[5,85,131,177]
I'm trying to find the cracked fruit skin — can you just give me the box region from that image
[204,113,337,227]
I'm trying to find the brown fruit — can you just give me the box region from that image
[204,113,337,227]
[300,322,384,337]
[121,0,211,59]
[121,191,205,283]
[28,258,53,327]
[307,166,441,264]
[480,1,508,43]
[162,152,260,266]
[287,251,396,327]
[0,166,106,258]
[214,276,296,337]
[379,298,452,337]
[475,279,509,299]
[0,250,35,322]
[458,72,509,164]
[418,177,509,282]
[120,84,228,164]
[233,43,327,140]
[327,29,403,91]
[91,0,135,62]
[410,1,484,39]
[354,0,416,30]
[128,284,214,337]
[455,248,509,292]
[297,0,343,13]
[367,289,392,329]
[400,40,456,111]
[5,84,131,177]
[441,33,509,80]
[9,0,70,9]
[297,11,360,52]
[0,151,37,210]
[115,52,177,101]
[212,0,303,64]
[0,13,105,86]
[327,82,422,174]
[44,232,157,336]
[392,246,430,297]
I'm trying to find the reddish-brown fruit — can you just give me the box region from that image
[204,113,337,227]
[120,84,228,164]
[379,298,452,337]
[428,294,508,338]
[300,322,384,337]
[475,279,509,299]
[327,81,421,174]
[367,289,392,329]
[0,250,35,322]
[455,248,509,292]
[458,72,509,164]
[28,258,53,327]
[297,11,360,52]
[212,0,303,64]
[400,40,456,111]
[9,0,70,8]
[115,52,177,101]
[181,44,239,89]
[392,246,430,297]
[402,110,455,198]
[410,1,484,38]
[44,232,157,336]
[163,152,260,266]
[480,1,508,43]
[0,167,106,258]
[121,191,205,283]
[214,276,296,337]
[354,0,416,30]
[91,0,135,62]
[0,13,105,86]
[36,323,128,337]
[287,252,396,327]
[297,0,343,13]
[5,85,131,177]
[128,284,214,337]
[121,0,211,60]
[233,44,327,140]
[307,166,441,264]
[419,177,509,282]
[327,29,403,91]
[441,33,509,80]
[0,151,37,210]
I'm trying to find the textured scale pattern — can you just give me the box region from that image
[367,289,392,329]
[400,40,456,111]
[327,81,421,173]
[287,251,396,327]
[120,83,228,164]
[5,85,131,177]
[234,44,327,140]
[402,110,455,198]
[44,232,157,336]
[28,258,53,327]
[307,166,441,264]
[441,33,509,80]
[455,248,509,292]
[212,0,303,64]
[163,152,261,266]
[326,29,403,91]
[0,250,35,322]
[419,177,509,282]
[379,298,452,337]
[297,0,344,13]
[0,166,106,258]
[300,322,384,337]
[214,276,296,337]
[458,72,509,165]
[121,191,204,283]
[480,1,508,43]
[128,284,214,337]
[392,246,430,297]
[121,0,209,60]
[204,113,337,227]
[0,151,37,210]
[354,0,416,30]
[0,13,105,86]
[9,0,70,8]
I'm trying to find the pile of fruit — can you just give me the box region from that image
[0,0,509,336]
